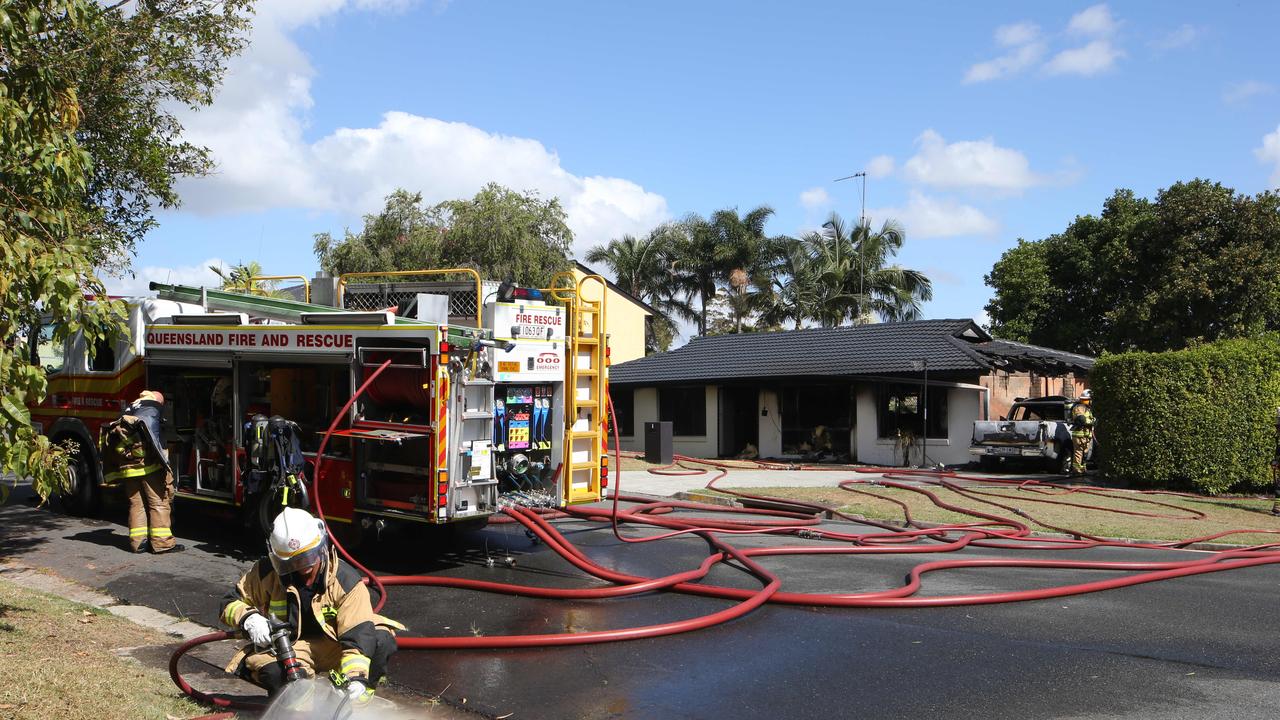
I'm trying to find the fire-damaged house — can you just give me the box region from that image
[607,319,1095,467]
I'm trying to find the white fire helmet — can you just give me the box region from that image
[268,507,329,577]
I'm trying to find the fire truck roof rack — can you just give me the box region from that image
[149,281,492,350]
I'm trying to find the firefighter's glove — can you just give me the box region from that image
[344,679,370,704]
[242,612,271,647]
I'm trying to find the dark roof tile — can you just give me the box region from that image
[611,319,1002,385]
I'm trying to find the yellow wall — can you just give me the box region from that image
[572,268,650,364]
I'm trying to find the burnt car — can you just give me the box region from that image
[970,396,1090,473]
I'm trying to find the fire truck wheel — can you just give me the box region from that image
[58,437,99,517]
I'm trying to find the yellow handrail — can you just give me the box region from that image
[335,268,483,327]
[545,271,579,304]
[249,275,310,303]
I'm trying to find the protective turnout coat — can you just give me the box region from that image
[220,547,401,679]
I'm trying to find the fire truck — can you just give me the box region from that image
[26,271,610,537]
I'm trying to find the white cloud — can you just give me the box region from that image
[866,155,896,179]
[964,41,1047,83]
[964,22,1044,84]
[869,191,998,239]
[1224,81,1275,105]
[1067,4,1117,37]
[1045,39,1123,76]
[172,0,669,258]
[105,258,228,297]
[799,186,830,210]
[995,21,1041,47]
[1257,125,1280,189]
[1149,24,1200,51]
[902,130,1043,193]
[965,6,1124,83]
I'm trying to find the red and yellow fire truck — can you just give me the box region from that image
[26,271,610,536]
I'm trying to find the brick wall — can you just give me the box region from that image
[981,371,1088,420]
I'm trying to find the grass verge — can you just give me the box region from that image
[717,484,1280,545]
[0,578,203,720]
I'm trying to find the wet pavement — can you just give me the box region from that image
[4,483,1280,719]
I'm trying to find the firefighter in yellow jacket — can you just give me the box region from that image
[220,508,400,703]
[102,390,182,553]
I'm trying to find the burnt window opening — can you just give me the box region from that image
[877,384,947,439]
[659,386,706,436]
[779,384,852,455]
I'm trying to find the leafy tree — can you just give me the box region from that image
[314,189,444,275]
[982,239,1052,343]
[60,0,252,274]
[984,181,1280,354]
[315,184,574,288]
[585,225,696,352]
[434,183,574,287]
[1,1,249,504]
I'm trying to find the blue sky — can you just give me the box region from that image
[114,1,1280,345]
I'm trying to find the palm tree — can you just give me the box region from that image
[709,205,774,333]
[584,224,696,351]
[669,206,776,335]
[759,236,820,329]
[666,214,718,335]
[210,260,279,296]
[778,212,932,327]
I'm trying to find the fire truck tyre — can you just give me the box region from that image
[256,481,311,537]
[58,437,99,517]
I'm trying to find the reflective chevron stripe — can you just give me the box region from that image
[340,653,371,678]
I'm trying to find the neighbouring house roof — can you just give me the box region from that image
[574,262,657,316]
[609,319,1093,386]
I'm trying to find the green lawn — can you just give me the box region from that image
[714,483,1280,546]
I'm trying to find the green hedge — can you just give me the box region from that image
[1091,336,1280,493]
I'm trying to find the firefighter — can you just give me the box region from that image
[220,508,401,704]
[102,390,182,553]
[1069,390,1096,476]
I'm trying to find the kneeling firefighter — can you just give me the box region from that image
[220,508,402,703]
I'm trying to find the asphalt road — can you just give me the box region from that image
[3,485,1280,720]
